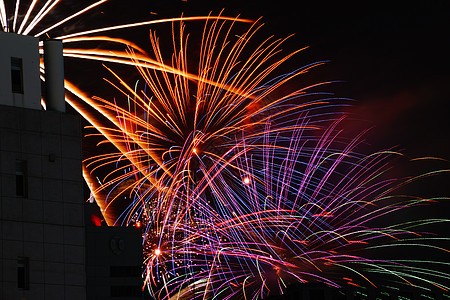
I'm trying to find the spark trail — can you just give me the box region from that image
[82,17,450,300]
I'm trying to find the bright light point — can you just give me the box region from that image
[243,177,250,185]
[135,221,141,228]
[193,148,197,153]
[154,249,161,256]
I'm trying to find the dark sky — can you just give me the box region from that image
[122,0,450,165]
[36,0,447,161]
[104,0,450,160]
[69,0,449,191]
[70,0,450,277]
[76,0,449,222]
[122,0,450,215]
[131,1,450,276]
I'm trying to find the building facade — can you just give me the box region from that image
[85,225,143,300]
[0,31,86,300]
[0,105,86,300]
[1,31,143,300]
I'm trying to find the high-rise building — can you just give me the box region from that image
[0,31,143,300]
[0,31,86,300]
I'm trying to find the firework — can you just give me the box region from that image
[140,118,449,299]
[82,17,450,300]
[82,16,337,224]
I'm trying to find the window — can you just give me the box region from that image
[17,257,29,290]
[16,160,27,197]
[11,57,24,94]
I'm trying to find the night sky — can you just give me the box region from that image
[105,0,450,180]
[94,0,450,160]
[60,0,448,217]
[70,0,450,289]
[76,0,450,223]
[122,0,450,233]
[68,0,450,219]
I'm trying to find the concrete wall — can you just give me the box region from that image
[0,105,86,300]
[0,32,41,110]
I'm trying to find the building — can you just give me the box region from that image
[0,31,86,299]
[85,224,143,300]
[0,31,143,300]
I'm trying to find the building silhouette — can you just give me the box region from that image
[0,31,142,300]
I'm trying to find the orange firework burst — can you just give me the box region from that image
[82,16,333,227]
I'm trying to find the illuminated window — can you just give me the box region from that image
[17,257,29,290]
[16,160,27,197]
[11,57,24,94]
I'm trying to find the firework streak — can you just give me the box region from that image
[81,19,449,300]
